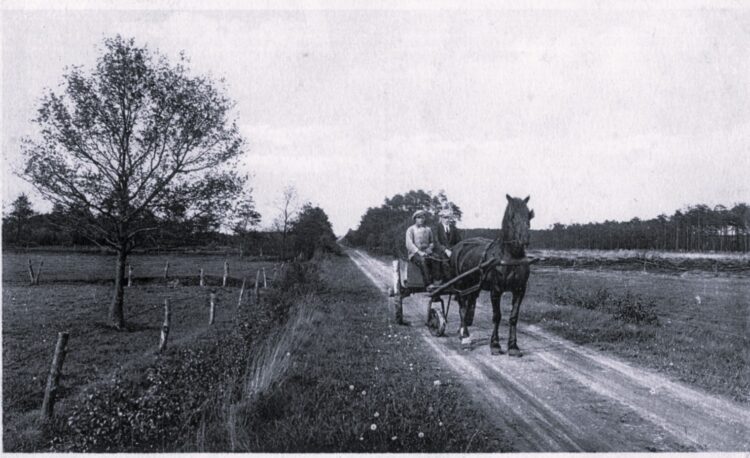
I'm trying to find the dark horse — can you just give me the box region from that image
[449,195,535,356]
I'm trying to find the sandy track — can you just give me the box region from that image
[347,249,750,452]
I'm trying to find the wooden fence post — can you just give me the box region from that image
[159,299,170,352]
[254,270,261,303]
[163,260,170,280]
[238,278,246,307]
[27,259,43,285]
[223,260,229,287]
[127,264,133,287]
[34,261,43,285]
[200,268,205,287]
[209,292,216,325]
[41,332,70,420]
[262,268,267,288]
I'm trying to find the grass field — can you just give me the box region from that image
[2,251,276,451]
[522,267,749,403]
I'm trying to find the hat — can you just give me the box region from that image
[439,209,454,218]
[412,210,428,220]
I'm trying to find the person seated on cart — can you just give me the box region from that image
[434,208,462,281]
[405,210,440,291]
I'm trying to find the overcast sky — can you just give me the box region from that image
[2,1,749,235]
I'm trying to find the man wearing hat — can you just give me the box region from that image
[405,209,439,292]
[434,209,461,280]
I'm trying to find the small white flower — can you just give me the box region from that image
[349,385,355,391]
[439,421,444,427]
[370,423,377,431]
[391,436,398,441]
[433,380,441,386]
[361,390,367,395]
[418,431,425,438]
[359,436,364,441]
[374,412,380,418]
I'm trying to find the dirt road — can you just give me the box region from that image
[348,249,750,452]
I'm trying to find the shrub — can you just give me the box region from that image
[610,292,659,325]
[50,337,247,452]
[550,283,659,325]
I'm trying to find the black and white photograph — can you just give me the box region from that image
[1,0,749,453]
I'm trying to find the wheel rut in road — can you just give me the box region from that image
[347,249,750,452]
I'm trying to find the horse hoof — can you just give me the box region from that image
[490,346,504,355]
[508,348,522,357]
[461,337,472,346]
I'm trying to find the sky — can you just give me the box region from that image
[2,1,749,235]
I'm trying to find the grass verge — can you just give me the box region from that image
[190,255,513,452]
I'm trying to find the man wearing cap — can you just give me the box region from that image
[434,209,461,280]
[405,210,439,291]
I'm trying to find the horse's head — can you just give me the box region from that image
[502,194,535,257]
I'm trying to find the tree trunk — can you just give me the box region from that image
[109,247,127,329]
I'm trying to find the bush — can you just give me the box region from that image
[50,337,247,452]
[610,292,659,325]
[550,283,659,325]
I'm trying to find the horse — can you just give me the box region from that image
[448,195,535,356]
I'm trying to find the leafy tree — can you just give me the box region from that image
[291,203,339,259]
[3,193,35,245]
[21,36,246,329]
[347,189,462,256]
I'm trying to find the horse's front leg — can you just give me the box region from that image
[507,288,526,357]
[457,294,472,344]
[490,289,503,355]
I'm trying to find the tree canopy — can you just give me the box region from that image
[345,189,462,256]
[291,203,339,260]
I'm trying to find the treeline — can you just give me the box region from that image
[2,194,340,260]
[345,192,750,255]
[531,204,750,252]
[343,189,461,257]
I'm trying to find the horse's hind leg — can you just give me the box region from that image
[490,289,503,355]
[507,288,526,357]
[465,293,477,326]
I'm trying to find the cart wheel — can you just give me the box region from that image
[427,308,447,337]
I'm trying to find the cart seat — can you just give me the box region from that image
[399,260,426,289]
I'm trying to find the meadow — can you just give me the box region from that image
[522,266,749,403]
[2,251,277,451]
